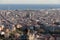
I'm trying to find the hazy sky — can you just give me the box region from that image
[0,0,60,4]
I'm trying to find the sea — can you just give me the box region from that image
[0,4,60,10]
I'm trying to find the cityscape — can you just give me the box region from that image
[0,9,60,40]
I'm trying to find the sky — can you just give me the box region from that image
[0,0,60,4]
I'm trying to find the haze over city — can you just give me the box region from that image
[0,0,60,4]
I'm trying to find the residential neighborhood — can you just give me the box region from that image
[0,9,60,40]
